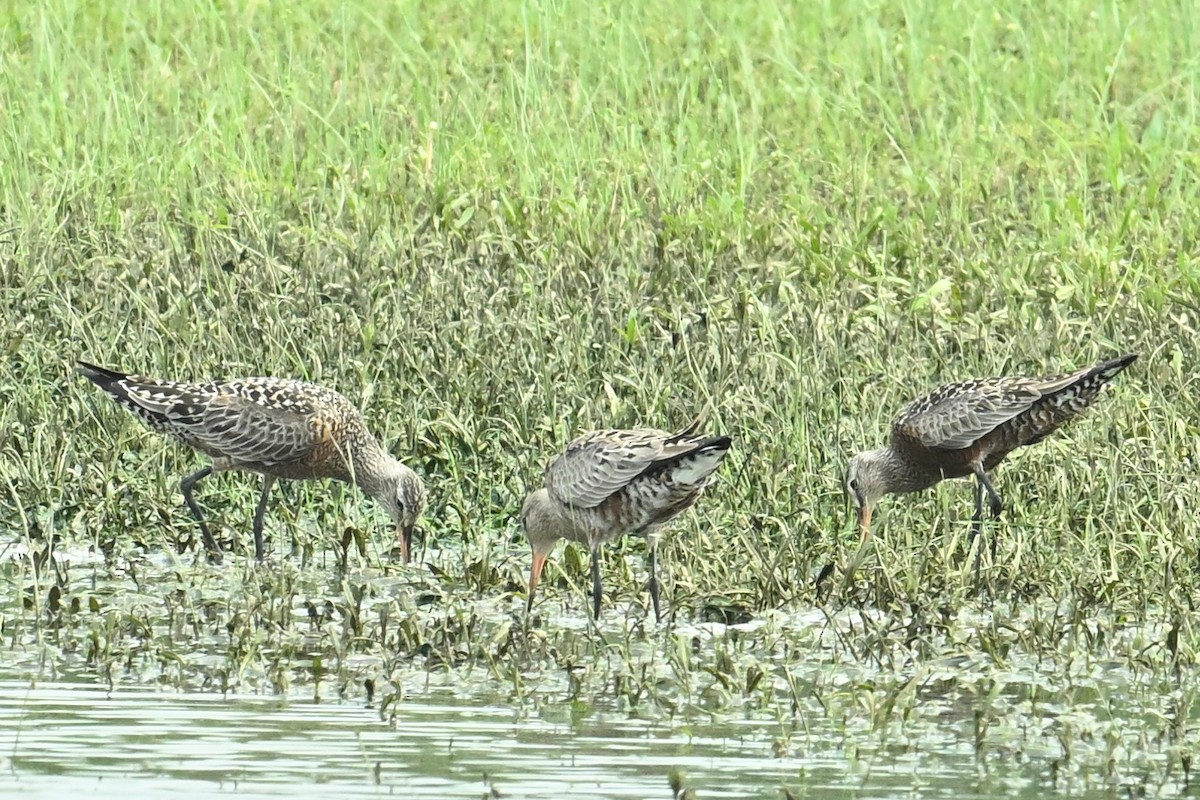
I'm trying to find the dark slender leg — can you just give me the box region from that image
[252,476,275,562]
[970,466,1004,583]
[180,466,219,558]
[980,471,1004,519]
[969,475,986,543]
[590,548,603,621]
[979,471,1004,561]
[813,562,836,601]
[966,475,985,581]
[647,542,662,624]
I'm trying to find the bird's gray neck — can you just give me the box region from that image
[872,447,941,495]
[347,439,401,499]
[527,494,592,549]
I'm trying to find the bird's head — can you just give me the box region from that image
[519,488,565,613]
[845,449,890,543]
[384,464,426,563]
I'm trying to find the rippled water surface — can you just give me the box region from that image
[1,544,1193,799]
[0,671,1172,800]
[0,679,809,798]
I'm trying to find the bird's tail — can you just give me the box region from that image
[75,361,131,388]
[1089,352,1139,382]
[664,435,733,486]
[75,361,173,428]
[1044,352,1138,414]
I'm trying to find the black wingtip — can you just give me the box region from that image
[1097,353,1139,378]
[75,361,128,386]
[698,434,733,452]
[668,418,732,452]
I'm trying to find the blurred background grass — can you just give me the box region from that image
[1,0,1195,616]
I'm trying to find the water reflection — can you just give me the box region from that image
[1,545,1189,799]
[0,678,998,799]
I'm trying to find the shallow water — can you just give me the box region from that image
[2,663,1186,800]
[0,677,1023,799]
[1,544,1194,799]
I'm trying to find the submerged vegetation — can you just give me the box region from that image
[2,0,1199,795]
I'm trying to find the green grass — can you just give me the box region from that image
[1,0,1198,630]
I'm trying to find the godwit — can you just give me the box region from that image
[76,362,426,563]
[520,420,732,623]
[844,353,1137,573]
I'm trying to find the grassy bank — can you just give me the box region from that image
[1,0,1197,622]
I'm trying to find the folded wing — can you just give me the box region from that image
[545,428,702,509]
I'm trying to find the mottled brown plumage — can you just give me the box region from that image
[845,353,1137,569]
[76,362,426,563]
[520,421,732,622]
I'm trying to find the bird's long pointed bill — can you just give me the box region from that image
[856,505,873,546]
[526,551,548,613]
[397,525,412,563]
[841,504,875,591]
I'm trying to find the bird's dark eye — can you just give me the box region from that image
[848,478,860,492]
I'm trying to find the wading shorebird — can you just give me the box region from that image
[520,420,732,623]
[843,353,1137,576]
[76,362,426,563]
